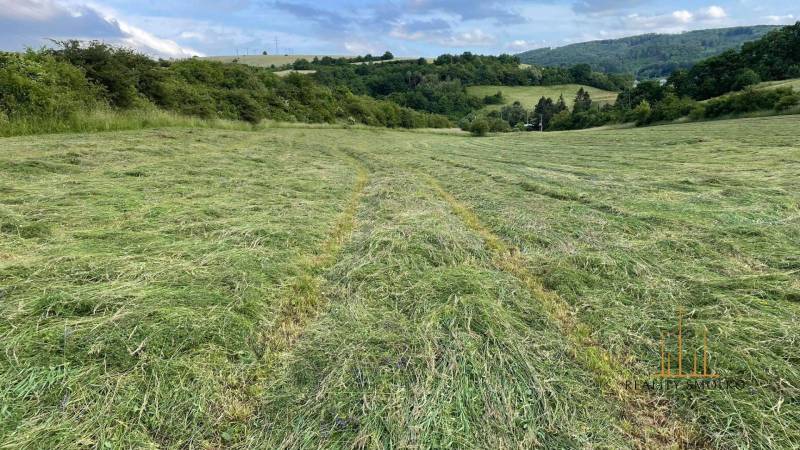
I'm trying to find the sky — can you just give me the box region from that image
[0,0,798,58]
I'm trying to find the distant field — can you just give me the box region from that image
[701,78,800,103]
[467,84,619,111]
[205,54,422,68]
[755,78,800,91]
[2,116,799,448]
[273,69,316,77]
[203,54,342,67]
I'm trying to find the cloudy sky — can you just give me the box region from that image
[0,0,797,58]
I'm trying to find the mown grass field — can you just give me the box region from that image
[273,69,317,77]
[1,116,799,448]
[755,78,800,91]
[467,84,619,112]
[204,55,343,67]
[701,78,800,104]
[204,55,422,68]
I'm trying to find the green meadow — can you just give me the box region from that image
[1,115,799,448]
[204,55,423,68]
[467,84,619,112]
[203,54,343,67]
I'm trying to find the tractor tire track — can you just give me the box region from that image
[262,148,369,354]
[422,172,696,449]
[429,155,631,218]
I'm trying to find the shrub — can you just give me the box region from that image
[647,94,696,123]
[688,104,706,121]
[775,92,800,111]
[0,51,100,120]
[732,68,761,91]
[486,117,511,132]
[548,110,573,130]
[48,40,157,108]
[470,119,489,136]
[633,100,652,125]
[483,91,504,105]
[703,87,787,118]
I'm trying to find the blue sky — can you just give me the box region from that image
[0,0,797,58]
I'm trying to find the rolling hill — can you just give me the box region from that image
[467,84,618,112]
[517,25,780,79]
[203,54,420,68]
[203,54,346,67]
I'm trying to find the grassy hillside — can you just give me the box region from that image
[2,116,799,448]
[517,25,780,78]
[467,84,618,111]
[203,54,345,67]
[204,55,420,68]
[754,78,800,91]
[273,69,316,77]
[701,78,800,103]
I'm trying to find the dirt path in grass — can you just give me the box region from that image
[422,172,694,449]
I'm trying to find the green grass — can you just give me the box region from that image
[2,115,799,448]
[204,55,422,68]
[467,84,619,112]
[273,69,317,77]
[0,108,257,138]
[701,77,800,103]
[754,78,800,91]
[203,54,345,67]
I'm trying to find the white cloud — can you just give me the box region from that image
[617,5,731,35]
[698,5,727,20]
[389,18,494,48]
[344,40,380,55]
[506,39,547,51]
[764,14,795,24]
[671,10,693,24]
[116,20,201,58]
[439,29,495,46]
[0,0,202,57]
[179,31,204,40]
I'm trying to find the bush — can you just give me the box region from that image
[548,110,573,130]
[775,92,800,111]
[689,104,706,121]
[732,68,760,91]
[703,87,789,118]
[647,94,696,124]
[470,119,489,136]
[48,40,158,108]
[0,46,452,135]
[486,117,511,132]
[633,100,652,125]
[0,51,100,120]
[483,91,504,105]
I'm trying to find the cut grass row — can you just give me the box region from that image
[422,173,685,447]
[378,117,800,448]
[254,163,633,447]
[0,129,360,447]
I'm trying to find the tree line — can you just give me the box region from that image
[0,41,450,132]
[291,53,632,119]
[516,25,779,79]
[670,22,800,99]
[463,22,800,134]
